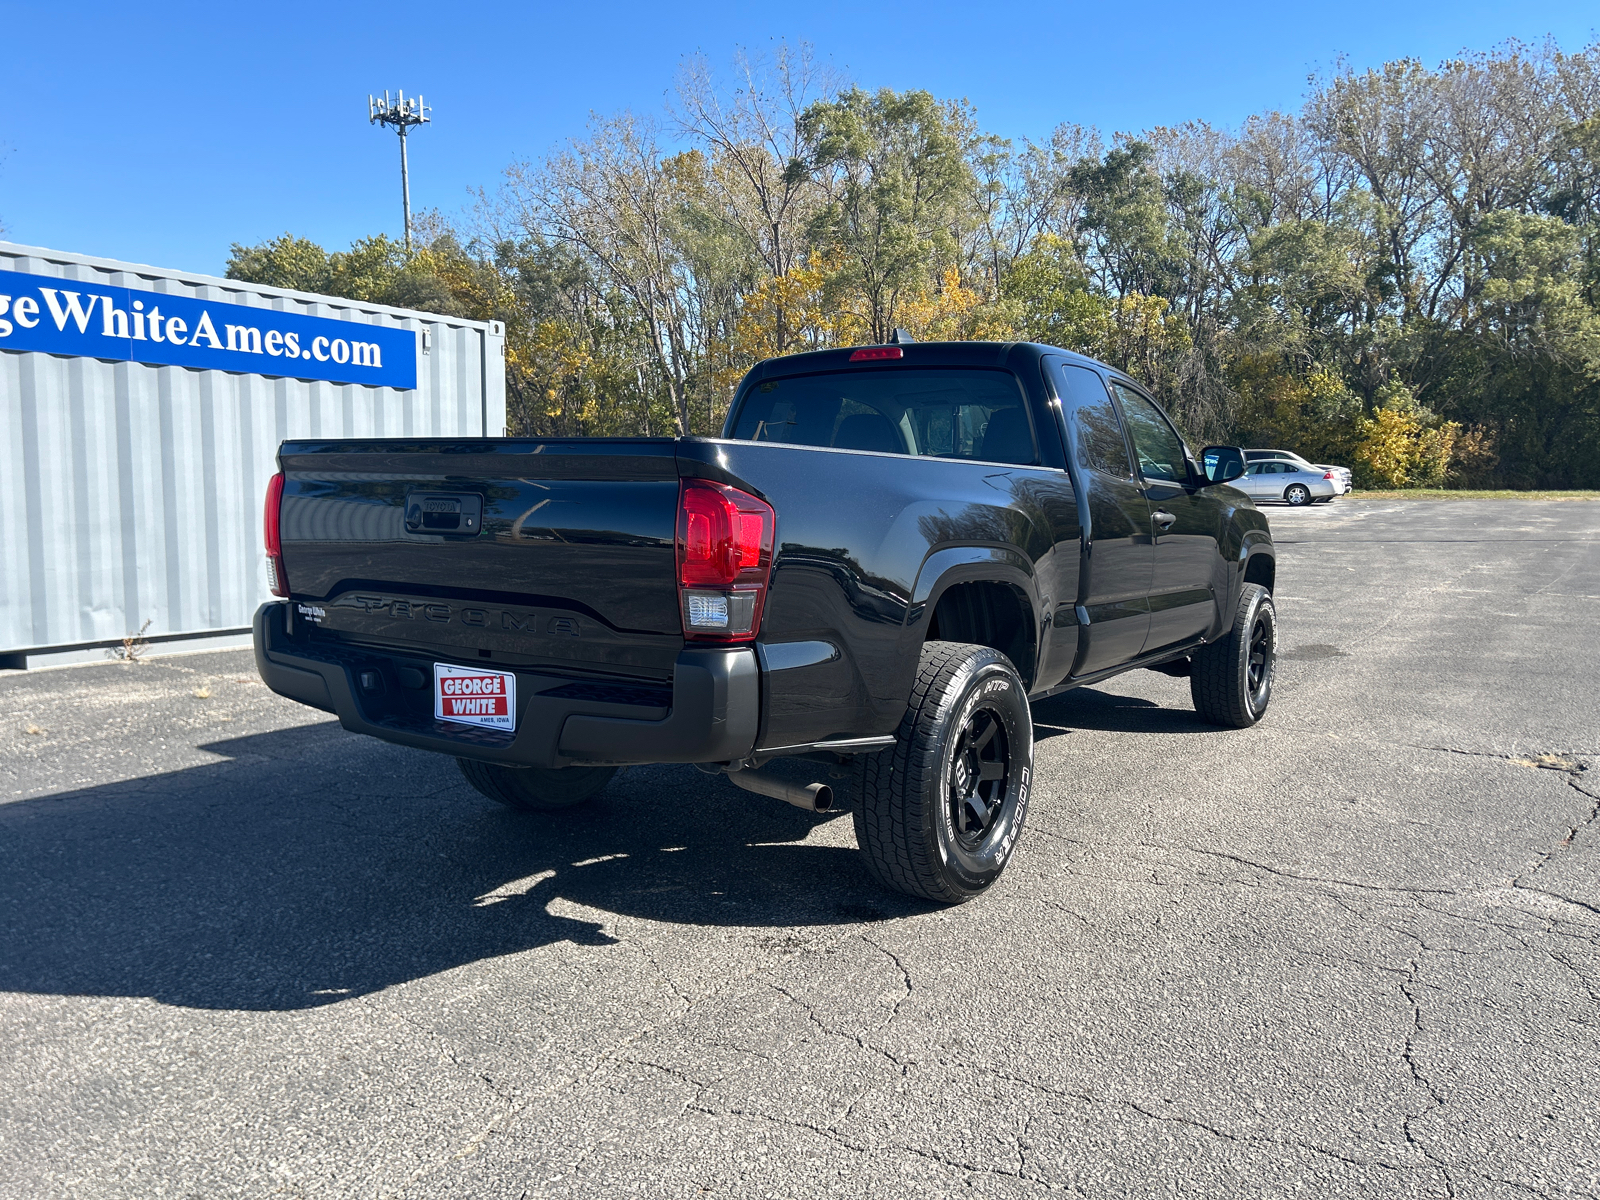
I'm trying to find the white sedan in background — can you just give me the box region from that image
[1235,459,1339,506]
[1245,449,1352,500]
[1315,463,1354,494]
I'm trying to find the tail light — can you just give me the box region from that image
[676,479,775,642]
[1323,472,1334,480]
[264,472,289,598]
[849,346,902,362]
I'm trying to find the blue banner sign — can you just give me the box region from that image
[0,266,417,389]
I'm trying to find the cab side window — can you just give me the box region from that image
[1111,383,1188,484]
[1056,363,1132,478]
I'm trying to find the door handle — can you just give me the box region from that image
[1152,510,1177,530]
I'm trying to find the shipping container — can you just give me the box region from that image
[0,240,506,666]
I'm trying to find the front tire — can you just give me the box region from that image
[456,759,617,811]
[1284,484,1311,506]
[853,641,1033,903]
[1190,584,1276,728]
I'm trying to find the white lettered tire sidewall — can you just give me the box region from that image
[931,659,1033,892]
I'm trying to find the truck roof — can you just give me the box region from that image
[745,340,1116,381]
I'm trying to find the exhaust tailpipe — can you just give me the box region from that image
[725,768,833,813]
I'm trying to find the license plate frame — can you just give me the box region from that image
[434,662,517,731]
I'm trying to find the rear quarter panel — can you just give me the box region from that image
[679,438,1077,748]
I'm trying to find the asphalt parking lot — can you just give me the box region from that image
[2,498,1597,1199]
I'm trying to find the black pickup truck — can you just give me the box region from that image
[255,340,1276,903]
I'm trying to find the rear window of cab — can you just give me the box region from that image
[730,369,1038,466]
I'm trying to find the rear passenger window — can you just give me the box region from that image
[1055,362,1131,478]
[731,369,1037,465]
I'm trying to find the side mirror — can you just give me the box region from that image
[1199,446,1246,485]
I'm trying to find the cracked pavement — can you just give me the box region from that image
[2,498,1597,1198]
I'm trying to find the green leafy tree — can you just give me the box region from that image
[225,234,333,294]
[799,87,978,342]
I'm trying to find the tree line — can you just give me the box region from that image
[227,40,1600,488]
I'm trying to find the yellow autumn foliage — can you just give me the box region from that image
[894,267,1015,342]
[1352,400,1459,489]
[716,258,1016,396]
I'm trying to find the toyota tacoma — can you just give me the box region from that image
[254,341,1277,903]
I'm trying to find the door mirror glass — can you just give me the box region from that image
[1200,446,1246,484]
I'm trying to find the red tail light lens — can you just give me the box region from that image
[1323,472,1334,480]
[264,472,289,598]
[848,346,903,362]
[677,479,775,641]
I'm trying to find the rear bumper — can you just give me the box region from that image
[253,602,759,768]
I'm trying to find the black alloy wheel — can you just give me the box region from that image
[1284,484,1311,506]
[949,706,1009,852]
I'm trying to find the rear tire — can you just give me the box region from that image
[456,759,616,811]
[1190,584,1276,728]
[852,641,1033,904]
[1284,484,1311,506]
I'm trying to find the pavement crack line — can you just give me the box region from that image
[1154,844,1459,896]
[1021,823,1090,849]
[1544,949,1600,1010]
[960,1062,1419,1178]
[358,998,517,1107]
[1399,961,1458,1200]
[1510,883,1600,919]
[1497,761,1600,912]
[1037,896,1098,931]
[858,934,914,1024]
[1519,774,1600,878]
[615,1056,718,1092]
[624,937,696,1009]
[680,1102,1083,1193]
[1425,745,1597,774]
[763,974,913,1077]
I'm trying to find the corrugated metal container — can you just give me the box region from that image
[0,240,506,661]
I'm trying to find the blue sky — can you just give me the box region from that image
[0,1,1594,276]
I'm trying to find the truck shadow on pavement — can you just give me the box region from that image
[1030,685,1215,736]
[0,724,920,1013]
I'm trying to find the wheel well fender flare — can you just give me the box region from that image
[904,546,1042,685]
[1240,543,1276,596]
[907,545,1039,623]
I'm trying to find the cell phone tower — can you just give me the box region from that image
[368,90,431,251]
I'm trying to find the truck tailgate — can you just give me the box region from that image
[277,439,685,677]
